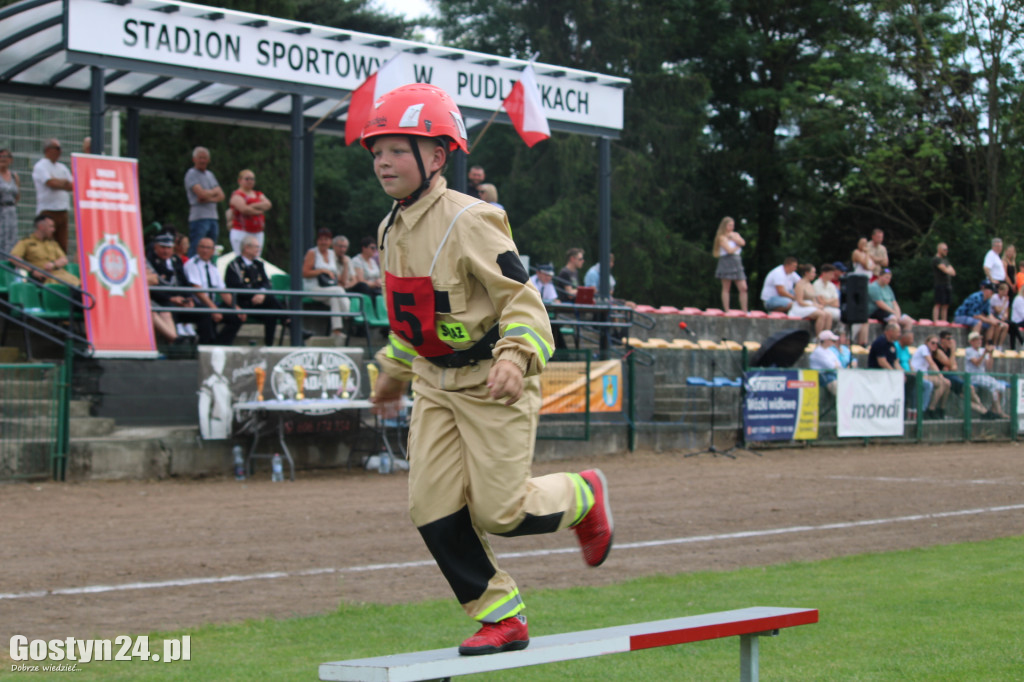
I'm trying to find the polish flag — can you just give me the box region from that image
[502,63,551,148]
[345,54,409,146]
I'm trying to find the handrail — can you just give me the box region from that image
[0,256,94,358]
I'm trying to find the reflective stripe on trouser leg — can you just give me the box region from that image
[408,373,577,621]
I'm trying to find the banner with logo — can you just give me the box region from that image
[836,369,904,437]
[743,370,819,441]
[71,154,156,357]
[541,360,622,414]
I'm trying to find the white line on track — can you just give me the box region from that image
[823,475,1023,486]
[2,503,1022,602]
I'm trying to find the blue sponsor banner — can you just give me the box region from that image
[743,369,819,441]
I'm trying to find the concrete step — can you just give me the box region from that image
[0,399,92,419]
[70,417,116,438]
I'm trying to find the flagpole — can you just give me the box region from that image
[307,91,354,133]
[468,107,502,155]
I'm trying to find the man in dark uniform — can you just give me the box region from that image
[147,232,209,343]
[223,234,290,346]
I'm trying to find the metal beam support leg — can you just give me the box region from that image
[289,94,306,347]
[597,136,612,357]
[89,66,105,154]
[739,633,759,682]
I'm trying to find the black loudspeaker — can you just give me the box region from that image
[841,274,870,324]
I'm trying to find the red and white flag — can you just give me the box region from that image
[502,63,551,148]
[345,54,409,146]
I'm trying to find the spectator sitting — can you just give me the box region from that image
[9,214,81,287]
[895,330,926,416]
[583,252,635,308]
[1010,287,1024,350]
[989,281,1011,348]
[953,280,1007,347]
[302,227,350,338]
[224,234,298,346]
[812,263,841,322]
[557,247,584,302]
[147,232,200,342]
[932,330,964,396]
[867,322,903,370]
[183,236,243,345]
[809,329,842,394]
[983,237,1005,285]
[858,268,914,345]
[332,235,357,290]
[477,183,504,211]
[909,334,951,420]
[350,235,382,300]
[174,232,190,264]
[964,331,1009,419]
[760,256,798,312]
[530,263,559,303]
[145,260,177,343]
[790,263,830,336]
[831,329,857,368]
[851,237,876,278]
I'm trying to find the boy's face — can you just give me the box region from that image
[371,136,443,199]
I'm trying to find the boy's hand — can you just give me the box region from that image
[370,373,408,418]
[487,359,524,405]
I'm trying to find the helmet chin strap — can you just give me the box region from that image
[383,137,446,238]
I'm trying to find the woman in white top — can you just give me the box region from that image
[964,331,1009,418]
[711,216,748,312]
[909,335,950,418]
[1009,289,1024,349]
[302,228,350,337]
[350,235,383,299]
[790,264,829,336]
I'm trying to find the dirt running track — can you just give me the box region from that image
[3,442,1023,645]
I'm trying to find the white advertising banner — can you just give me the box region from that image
[65,0,625,130]
[836,369,904,438]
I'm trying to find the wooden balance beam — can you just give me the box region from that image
[320,606,818,682]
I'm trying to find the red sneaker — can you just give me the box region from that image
[574,469,614,567]
[458,615,529,656]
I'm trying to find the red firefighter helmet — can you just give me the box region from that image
[360,83,469,154]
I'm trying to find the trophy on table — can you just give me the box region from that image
[337,364,351,399]
[318,364,330,400]
[367,363,378,400]
[254,366,265,401]
[292,364,306,400]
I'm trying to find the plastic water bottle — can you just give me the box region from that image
[271,454,284,482]
[232,445,245,481]
[378,450,392,475]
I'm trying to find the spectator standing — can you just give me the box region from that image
[964,331,1009,419]
[557,247,584,302]
[812,263,841,322]
[9,214,80,287]
[910,334,951,419]
[224,235,293,346]
[983,238,1005,284]
[302,228,350,338]
[184,146,224,258]
[953,281,1007,347]
[32,138,73,253]
[183,236,243,345]
[360,84,610,655]
[477,183,504,211]
[851,237,876,278]
[466,164,485,198]
[711,216,748,312]
[865,228,889,277]
[760,256,798,312]
[228,169,272,255]
[790,264,830,336]
[809,329,842,394]
[0,149,20,255]
[867,322,902,370]
[350,235,383,299]
[1010,287,1024,350]
[931,242,956,322]
[1002,244,1018,295]
[529,263,559,302]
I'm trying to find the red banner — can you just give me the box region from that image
[71,154,157,357]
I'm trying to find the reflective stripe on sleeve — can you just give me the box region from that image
[386,334,418,367]
[503,323,553,368]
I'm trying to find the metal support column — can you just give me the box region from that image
[304,128,315,235]
[89,66,105,154]
[452,149,467,194]
[289,94,306,347]
[597,136,612,357]
[125,107,140,159]
[739,634,759,682]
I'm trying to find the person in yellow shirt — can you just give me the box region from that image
[9,214,80,287]
[362,84,613,656]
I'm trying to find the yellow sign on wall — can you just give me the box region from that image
[540,360,622,414]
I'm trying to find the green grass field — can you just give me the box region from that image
[29,535,1024,681]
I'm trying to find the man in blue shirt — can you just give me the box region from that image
[953,281,1007,345]
[867,322,902,370]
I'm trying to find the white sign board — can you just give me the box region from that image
[65,0,625,130]
[836,369,905,438]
